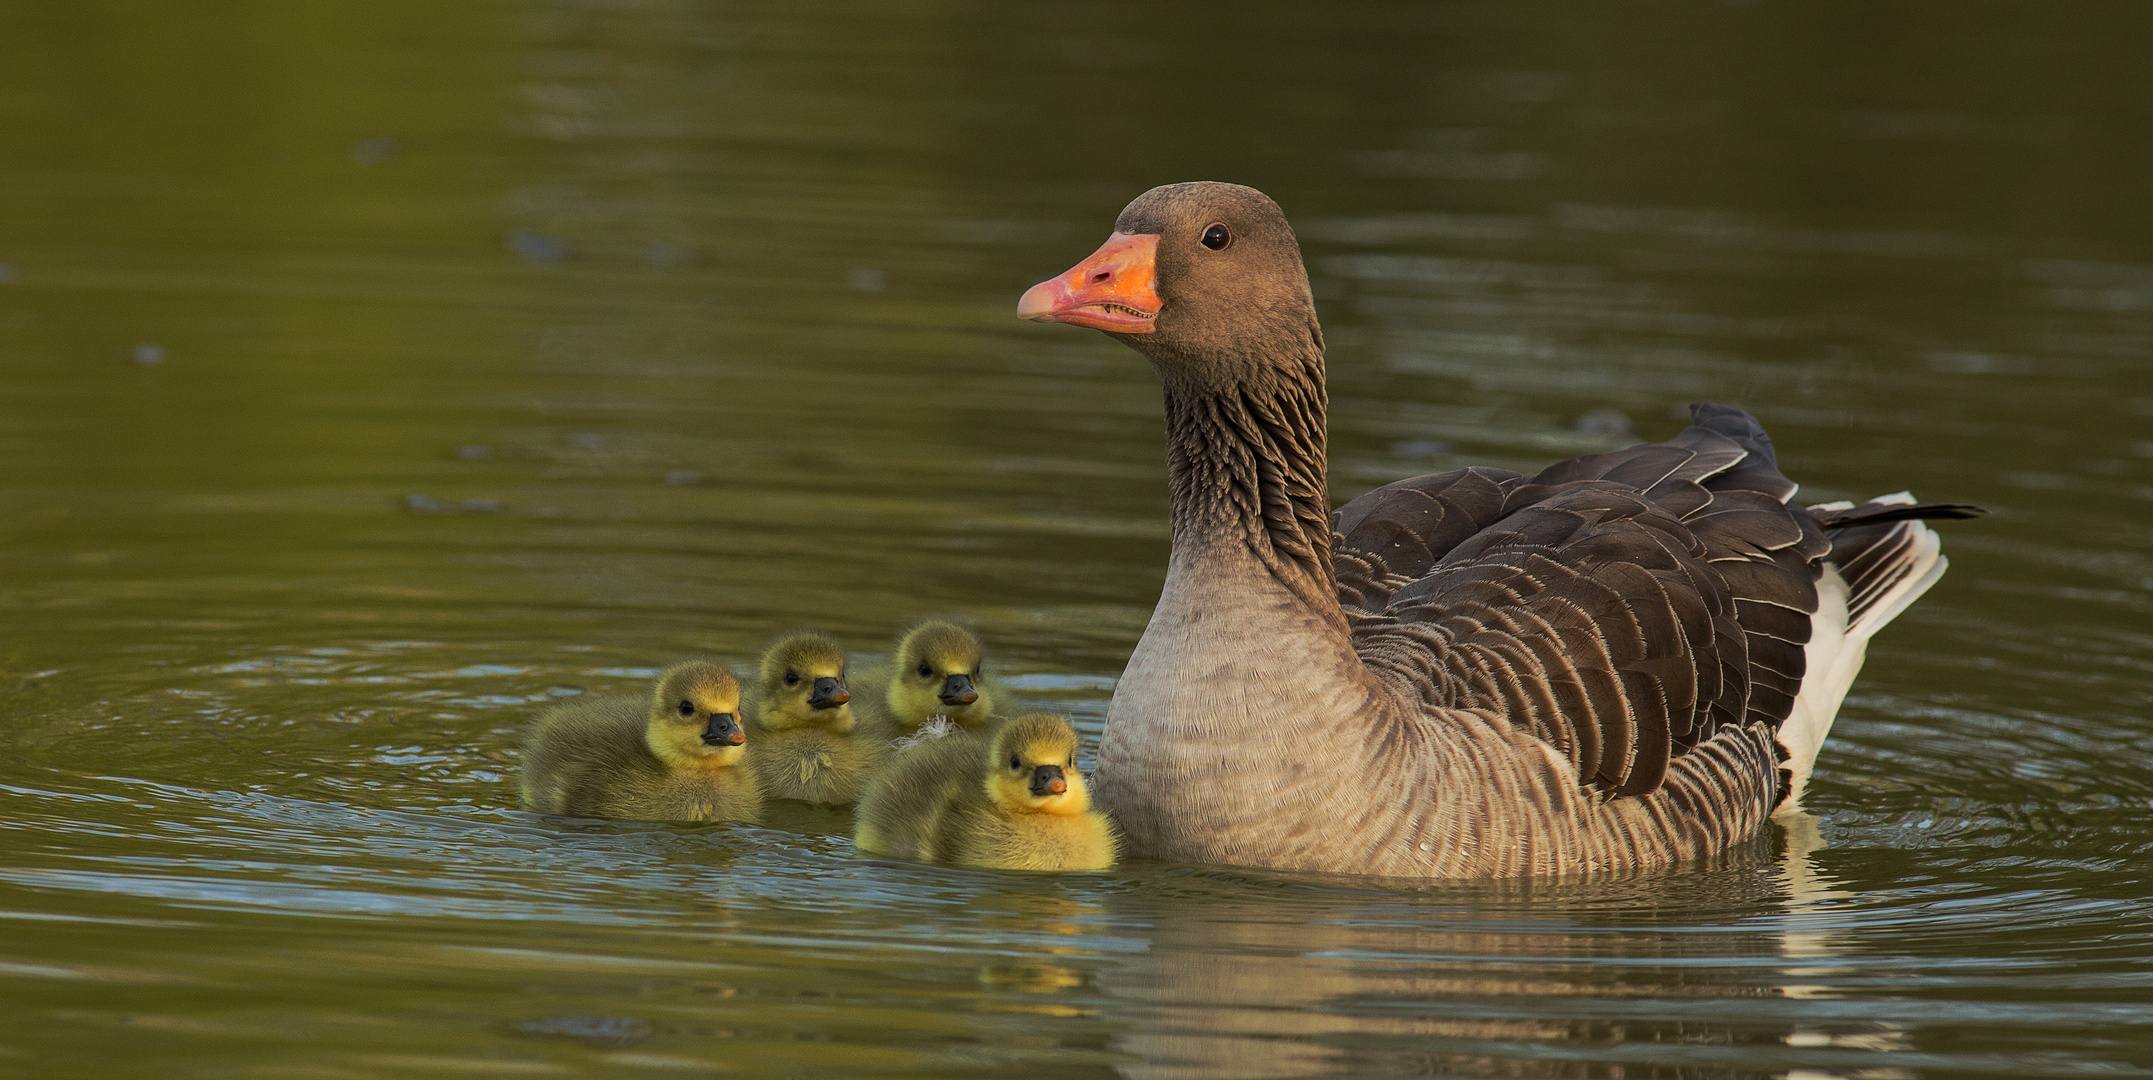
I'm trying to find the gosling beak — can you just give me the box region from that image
[939,673,978,707]
[1029,764,1067,798]
[1017,231,1160,334]
[808,677,849,710]
[702,712,745,747]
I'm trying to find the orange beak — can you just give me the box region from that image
[1016,232,1160,334]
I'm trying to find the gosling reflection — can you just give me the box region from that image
[972,893,1101,1021]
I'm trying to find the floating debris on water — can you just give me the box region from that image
[848,267,887,292]
[569,432,605,449]
[1574,407,1632,436]
[456,445,491,460]
[350,136,399,165]
[131,344,166,366]
[509,1015,651,1048]
[889,715,961,753]
[664,470,703,485]
[508,230,568,262]
[1389,439,1451,458]
[404,495,503,514]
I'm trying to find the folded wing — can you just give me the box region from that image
[1336,403,1828,797]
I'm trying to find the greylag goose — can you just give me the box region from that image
[1017,182,1979,877]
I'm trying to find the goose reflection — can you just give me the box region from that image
[1095,831,1879,1080]
[1775,807,1857,979]
[1771,808,1914,1074]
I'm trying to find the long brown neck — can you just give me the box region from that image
[1155,343,1343,629]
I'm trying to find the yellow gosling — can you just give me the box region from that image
[854,713,1118,872]
[744,632,880,805]
[854,621,1013,744]
[519,661,762,822]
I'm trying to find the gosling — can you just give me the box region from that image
[854,713,1117,872]
[745,632,880,805]
[519,661,762,822]
[855,621,1011,745]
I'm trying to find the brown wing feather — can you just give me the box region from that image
[1333,466,1520,618]
[1337,402,1831,798]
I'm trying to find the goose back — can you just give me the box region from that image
[1337,403,1827,800]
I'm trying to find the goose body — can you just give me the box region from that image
[855,714,1118,871]
[520,662,763,822]
[1018,182,1978,878]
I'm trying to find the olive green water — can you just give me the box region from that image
[3,2,2151,1077]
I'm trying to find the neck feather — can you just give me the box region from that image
[1156,343,1342,627]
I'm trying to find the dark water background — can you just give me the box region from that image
[2,2,2150,1076]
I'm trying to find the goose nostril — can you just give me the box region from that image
[1091,271,1111,282]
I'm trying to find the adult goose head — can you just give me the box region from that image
[1020,182,1979,878]
[1018,182,1318,358]
[1022,184,1342,621]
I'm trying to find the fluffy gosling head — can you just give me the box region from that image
[889,621,995,728]
[645,661,746,772]
[754,632,853,733]
[983,714,1088,817]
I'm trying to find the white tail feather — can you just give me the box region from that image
[1772,512,1948,816]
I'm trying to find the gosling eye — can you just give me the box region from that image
[783,671,799,686]
[1009,754,1021,770]
[1200,222,1231,251]
[677,700,695,717]
[917,662,934,679]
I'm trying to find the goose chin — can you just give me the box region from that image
[1050,305,1157,333]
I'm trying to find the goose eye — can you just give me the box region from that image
[783,672,799,686]
[1009,754,1021,770]
[1200,223,1230,251]
[677,700,695,716]
[918,662,934,678]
